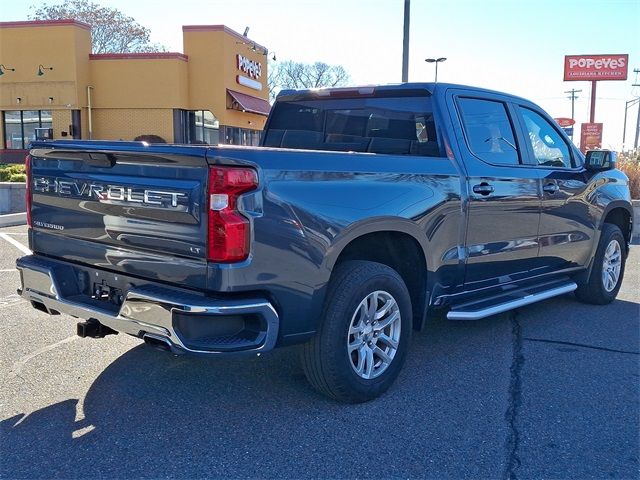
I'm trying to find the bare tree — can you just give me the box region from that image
[269,60,351,102]
[30,0,165,53]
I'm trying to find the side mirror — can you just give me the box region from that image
[585,150,616,172]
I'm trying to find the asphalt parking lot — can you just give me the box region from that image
[0,224,638,479]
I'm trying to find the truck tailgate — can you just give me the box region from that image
[28,144,209,288]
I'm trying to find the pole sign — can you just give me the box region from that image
[562,127,574,137]
[554,117,575,127]
[564,54,628,81]
[580,123,603,153]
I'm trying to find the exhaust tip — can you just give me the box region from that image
[142,333,173,352]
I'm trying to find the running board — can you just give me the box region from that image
[447,280,577,321]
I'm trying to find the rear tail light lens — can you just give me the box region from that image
[25,154,32,227]
[207,166,258,263]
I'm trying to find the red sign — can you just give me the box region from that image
[554,117,575,127]
[580,123,603,153]
[564,54,628,81]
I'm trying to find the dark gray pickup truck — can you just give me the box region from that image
[17,83,633,402]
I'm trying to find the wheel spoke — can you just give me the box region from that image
[377,333,399,349]
[373,346,392,365]
[366,292,378,320]
[348,338,364,353]
[375,310,399,331]
[364,347,374,378]
[374,298,395,320]
[355,347,366,374]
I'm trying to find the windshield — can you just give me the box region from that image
[263,96,441,156]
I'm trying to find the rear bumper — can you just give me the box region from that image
[16,255,279,355]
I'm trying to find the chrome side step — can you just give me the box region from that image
[447,281,577,321]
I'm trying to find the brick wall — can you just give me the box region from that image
[91,108,174,142]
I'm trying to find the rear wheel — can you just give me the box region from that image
[301,261,412,403]
[575,223,626,305]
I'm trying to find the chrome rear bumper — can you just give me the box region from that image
[16,255,279,355]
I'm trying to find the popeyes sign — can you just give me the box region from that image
[237,54,262,79]
[564,54,628,81]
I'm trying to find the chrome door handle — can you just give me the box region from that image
[473,183,494,196]
[543,183,559,194]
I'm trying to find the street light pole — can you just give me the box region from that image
[425,57,447,83]
[401,0,410,82]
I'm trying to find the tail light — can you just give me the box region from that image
[207,166,258,263]
[25,154,32,227]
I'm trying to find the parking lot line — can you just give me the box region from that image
[0,233,31,255]
[10,335,79,377]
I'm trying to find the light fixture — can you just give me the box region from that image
[0,64,16,75]
[16,97,21,104]
[48,97,54,104]
[425,57,447,82]
[37,64,53,76]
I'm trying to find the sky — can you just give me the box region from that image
[1,0,639,150]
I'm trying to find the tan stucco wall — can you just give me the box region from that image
[0,21,91,110]
[89,58,189,109]
[183,26,268,129]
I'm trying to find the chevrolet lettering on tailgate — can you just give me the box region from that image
[32,176,189,208]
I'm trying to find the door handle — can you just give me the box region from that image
[472,183,494,196]
[543,182,559,194]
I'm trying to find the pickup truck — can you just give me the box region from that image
[17,83,633,403]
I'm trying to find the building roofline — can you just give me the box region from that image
[182,24,267,52]
[89,52,189,62]
[0,19,91,31]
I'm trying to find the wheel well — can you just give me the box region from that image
[334,231,427,330]
[604,208,632,244]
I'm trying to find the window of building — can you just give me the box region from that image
[2,110,52,149]
[519,107,572,168]
[223,126,261,146]
[457,98,520,165]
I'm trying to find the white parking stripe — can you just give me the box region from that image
[10,335,79,377]
[0,233,31,255]
[0,269,18,272]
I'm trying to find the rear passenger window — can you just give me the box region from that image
[458,98,520,165]
[263,96,442,156]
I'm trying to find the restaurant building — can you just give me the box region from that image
[0,20,271,162]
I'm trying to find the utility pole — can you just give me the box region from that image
[633,68,640,150]
[564,88,582,121]
[402,0,410,82]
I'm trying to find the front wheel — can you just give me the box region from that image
[575,223,627,305]
[301,261,413,403]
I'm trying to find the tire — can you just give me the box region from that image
[575,223,627,305]
[301,261,413,403]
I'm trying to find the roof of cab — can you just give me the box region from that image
[275,82,532,105]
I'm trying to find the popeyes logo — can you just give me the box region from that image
[237,54,262,79]
[564,54,628,81]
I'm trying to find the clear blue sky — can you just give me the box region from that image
[1,0,639,149]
